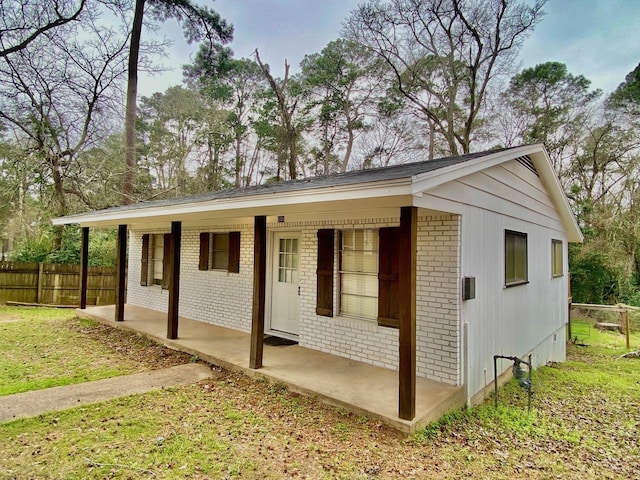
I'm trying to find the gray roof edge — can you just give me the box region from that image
[54,145,533,223]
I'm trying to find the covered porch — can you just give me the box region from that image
[77,304,465,434]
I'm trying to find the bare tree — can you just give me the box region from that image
[254,49,301,180]
[0,5,130,228]
[0,0,88,58]
[345,0,546,157]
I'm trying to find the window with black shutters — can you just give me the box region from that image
[198,232,241,273]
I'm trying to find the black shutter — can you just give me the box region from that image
[199,232,210,271]
[228,231,241,273]
[140,234,149,286]
[316,229,335,316]
[378,227,400,328]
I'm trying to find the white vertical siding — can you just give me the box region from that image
[420,158,569,402]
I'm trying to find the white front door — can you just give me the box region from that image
[269,232,300,337]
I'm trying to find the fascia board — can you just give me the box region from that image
[52,178,412,227]
[410,144,544,195]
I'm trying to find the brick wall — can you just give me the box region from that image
[128,225,254,332]
[415,215,460,384]
[296,218,401,371]
[128,230,169,313]
[126,212,461,385]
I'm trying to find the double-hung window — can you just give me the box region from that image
[140,233,170,289]
[316,227,401,327]
[151,234,164,285]
[339,230,379,320]
[505,230,528,286]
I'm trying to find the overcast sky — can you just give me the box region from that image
[138,0,640,96]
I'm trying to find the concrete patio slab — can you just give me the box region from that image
[77,304,465,434]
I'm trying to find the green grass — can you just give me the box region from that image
[0,305,76,322]
[570,317,640,352]
[576,326,640,353]
[0,306,167,396]
[410,335,640,478]
[0,307,638,479]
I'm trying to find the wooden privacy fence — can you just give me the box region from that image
[0,261,118,306]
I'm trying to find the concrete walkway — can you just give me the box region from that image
[0,363,214,423]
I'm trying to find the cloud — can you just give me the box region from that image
[519,0,640,92]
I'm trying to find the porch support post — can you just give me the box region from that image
[167,221,181,339]
[115,224,127,322]
[79,226,89,309]
[250,215,267,369]
[399,206,417,420]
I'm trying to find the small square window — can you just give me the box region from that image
[505,230,527,286]
[552,239,563,277]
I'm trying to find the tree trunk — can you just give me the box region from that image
[51,159,68,249]
[122,0,146,205]
[254,50,298,180]
[286,119,297,180]
[235,136,242,188]
[340,122,355,172]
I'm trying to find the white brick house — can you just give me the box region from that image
[54,144,582,420]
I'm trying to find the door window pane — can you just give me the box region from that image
[278,237,299,284]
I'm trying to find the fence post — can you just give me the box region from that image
[625,309,631,350]
[36,263,44,304]
[79,227,89,309]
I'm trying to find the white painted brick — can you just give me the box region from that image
[126,214,461,387]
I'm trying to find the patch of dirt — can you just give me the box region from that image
[0,316,21,323]
[66,318,194,369]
